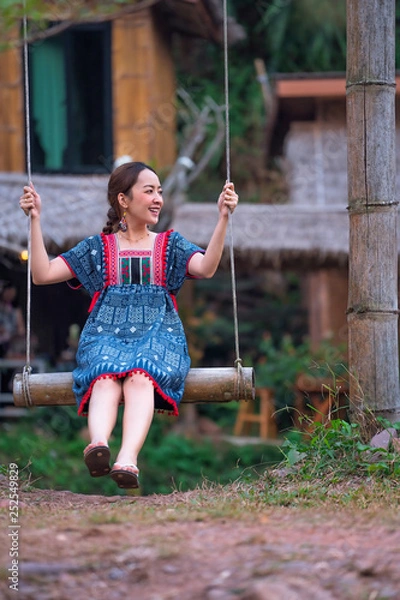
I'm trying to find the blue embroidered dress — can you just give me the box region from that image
[60,231,203,416]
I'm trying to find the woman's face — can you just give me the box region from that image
[121,169,163,227]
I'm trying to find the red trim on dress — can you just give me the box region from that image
[60,255,76,277]
[186,250,205,279]
[161,229,173,287]
[88,290,101,313]
[60,256,82,290]
[66,280,83,290]
[59,256,83,289]
[160,230,179,308]
[101,232,112,287]
[152,231,166,285]
[86,233,112,313]
[77,369,179,417]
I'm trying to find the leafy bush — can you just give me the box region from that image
[279,418,400,480]
[0,411,282,496]
[255,334,347,429]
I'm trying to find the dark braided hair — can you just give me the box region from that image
[102,161,157,234]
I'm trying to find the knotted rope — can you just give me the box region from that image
[22,3,33,407]
[223,0,245,398]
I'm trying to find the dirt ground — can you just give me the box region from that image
[1,479,400,600]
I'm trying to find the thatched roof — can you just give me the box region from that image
[3,118,400,270]
[0,173,109,257]
[0,172,351,269]
[172,203,350,269]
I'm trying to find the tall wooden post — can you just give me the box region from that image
[347,0,400,424]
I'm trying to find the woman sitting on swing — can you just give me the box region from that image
[20,161,238,489]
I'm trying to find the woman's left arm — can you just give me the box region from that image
[188,182,238,278]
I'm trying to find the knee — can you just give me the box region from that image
[124,371,153,392]
[93,376,122,394]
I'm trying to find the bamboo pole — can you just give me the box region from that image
[346,0,400,422]
[13,367,255,408]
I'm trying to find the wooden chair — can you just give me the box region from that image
[233,387,277,439]
[294,373,349,432]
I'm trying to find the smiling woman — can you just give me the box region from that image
[109,167,164,249]
[19,160,240,489]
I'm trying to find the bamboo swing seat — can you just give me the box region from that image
[13,367,255,408]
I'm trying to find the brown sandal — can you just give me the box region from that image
[110,464,139,489]
[84,444,111,477]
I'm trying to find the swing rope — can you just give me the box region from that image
[222,0,244,395]
[22,4,33,407]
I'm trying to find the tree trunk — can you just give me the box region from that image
[347,0,400,426]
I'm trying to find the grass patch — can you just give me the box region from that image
[1,409,399,516]
[232,418,400,510]
[280,418,400,479]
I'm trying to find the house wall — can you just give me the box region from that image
[306,268,348,350]
[0,9,177,173]
[283,99,350,350]
[112,9,176,169]
[0,47,25,172]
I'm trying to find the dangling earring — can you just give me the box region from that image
[119,211,127,232]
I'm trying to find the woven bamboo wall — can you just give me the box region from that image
[0,9,176,173]
[111,8,176,169]
[0,47,24,172]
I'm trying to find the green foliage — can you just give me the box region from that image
[0,418,119,495]
[237,418,400,508]
[29,406,88,439]
[0,0,136,50]
[280,418,400,480]
[176,0,400,187]
[174,3,343,195]
[0,411,282,496]
[181,271,310,432]
[140,421,281,495]
[185,271,307,369]
[254,334,347,428]
[177,57,266,195]
[227,0,346,74]
[1,0,135,22]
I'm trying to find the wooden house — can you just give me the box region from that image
[174,72,400,350]
[0,0,244,174]
[273,73,400,348]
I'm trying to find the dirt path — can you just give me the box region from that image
[1,485,400,600]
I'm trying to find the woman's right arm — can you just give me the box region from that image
[20,184,73,285]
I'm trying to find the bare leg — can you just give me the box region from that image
[87,377,122,445]
[114,372,155,467]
